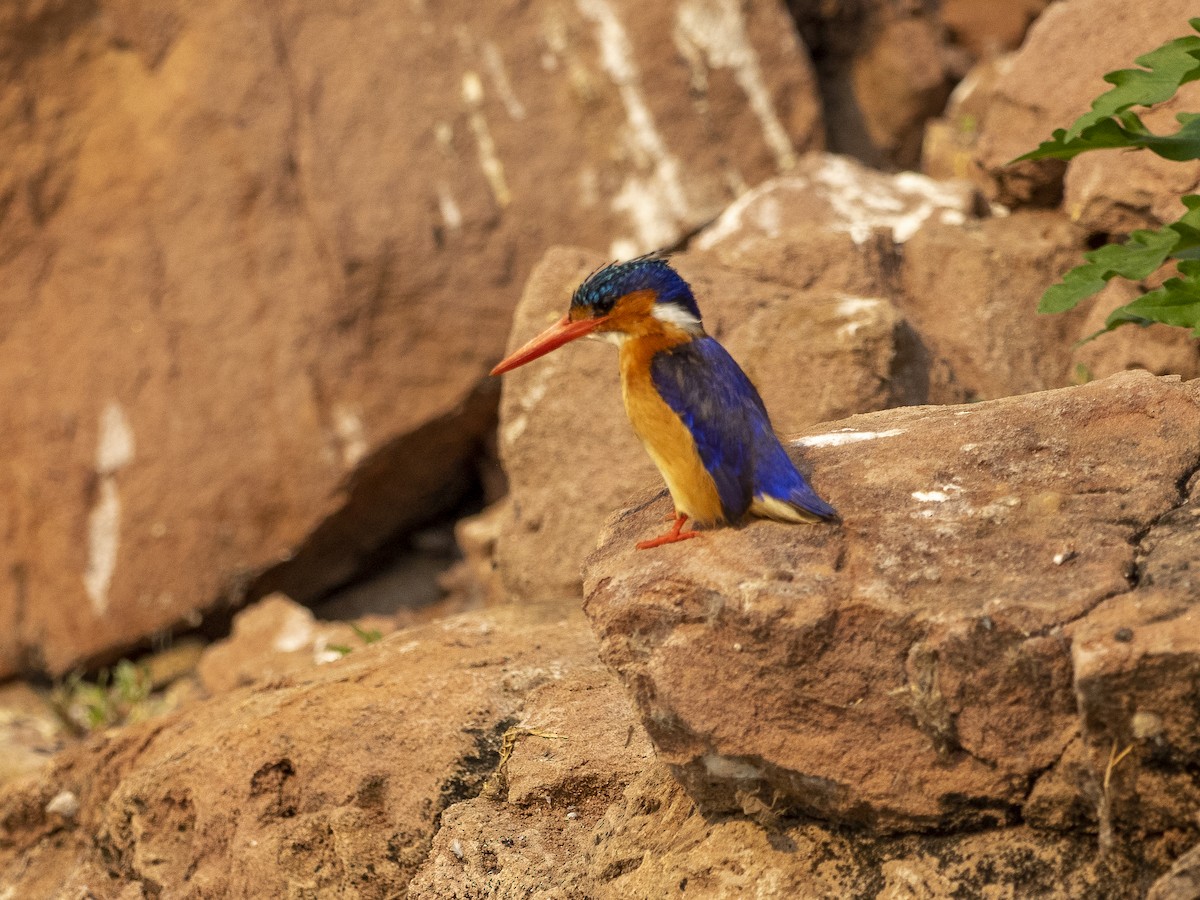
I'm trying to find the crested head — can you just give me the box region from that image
[571,256,703,332]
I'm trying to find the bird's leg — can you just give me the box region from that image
[636,512,700,550]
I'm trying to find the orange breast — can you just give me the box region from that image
[618,335,726,526]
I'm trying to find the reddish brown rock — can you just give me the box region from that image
[414,710,1148,898]
[849,17,954,169]
[195,593,396,695]
[899,209,1090,400]
[939,0,1051,58]
[788,3,957,170]
[1072,280,1200,384]
[582,371,1200,831]
[1063,86,1200,233]
[0,604,596,897]
[969,0,1200,210]
[0,0,823,678]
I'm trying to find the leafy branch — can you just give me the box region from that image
[1015,18,1200,339]
[1017,19,1200,163]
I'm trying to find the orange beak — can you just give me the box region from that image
[490,314,607,375]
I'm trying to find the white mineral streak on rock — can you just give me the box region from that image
[437,183,463,232]
[502,356,557,448]
[578,0,689,255]
[694,177,806,249]
[482,42,526,120]
[273,604,316,653]
[461,71,511,207]
[673,0,797,171]
[332,402,368,468]
[84,401,135,616]
[794,428,905,448]
[835,296,886,339]
[813,157,971,243]
[698,157,974,250]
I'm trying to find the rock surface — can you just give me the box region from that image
[967,0,1200,213]
[0,0,822,678]
[195,592,396,694]
[410,662,1152,899]
[583,371,1200,832]
[0,604,595,897]
[787,1,956,170]
[898,209,1090,400]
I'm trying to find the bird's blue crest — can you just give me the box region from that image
[572,256,702,321]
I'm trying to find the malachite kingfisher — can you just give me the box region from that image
[490,256,838,550]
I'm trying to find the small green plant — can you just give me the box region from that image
[327,622,385,658]
[1016,18,1200,341]
[50,659,158,735]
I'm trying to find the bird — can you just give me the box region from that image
[490,256,838,549]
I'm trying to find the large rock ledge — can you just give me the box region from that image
[583,371,1200,833]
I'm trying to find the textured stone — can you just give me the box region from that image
[1072,280,1200,384]
[416,747,1150,899]
[0,0,823,678]
[969,0,1200,210]
[582,372,1200,831]
[0,604,596,897]
[899,209,1089,400]
[939,0,1051,58]
[1150,842,1200,900]
[788,2,957,170]
[195,593,395,694]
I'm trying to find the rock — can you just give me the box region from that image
[415,725,1148,898]
[436,501,508,610]
[969,0,1200,210]
[1069,471,1200,841]
[1072,280,1200,385]
[938,0,1051,58]
[1150,842,1200,900]
[195,593,395,694]
[0,604,597,896]
[788,2,957,170]
[694,153,977,253]
[899,209,1090,400]
[0,0,823,678]
[582,371,1200,831]
[494,224,931,603]
[0,682,63,788]
[407,664,656,899]
[1062,87,1200,233]
[848,17,955,169]
[1072,590,1200,842]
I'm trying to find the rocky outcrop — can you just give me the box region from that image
[952,0,1200,216]
[0,0,824,678]
[0,604,597,897]
[583,371,1200,834]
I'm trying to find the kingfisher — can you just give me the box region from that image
[490,257,838,549]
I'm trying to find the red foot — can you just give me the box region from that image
[636,513,700,550]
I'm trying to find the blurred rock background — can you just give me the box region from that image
[1,0,1198,896]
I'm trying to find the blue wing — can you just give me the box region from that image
[650,337,837,523]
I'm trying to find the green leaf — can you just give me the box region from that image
[1015,20,1200,163]
[1037,197,1200,314]
[1104,259,1200,334]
